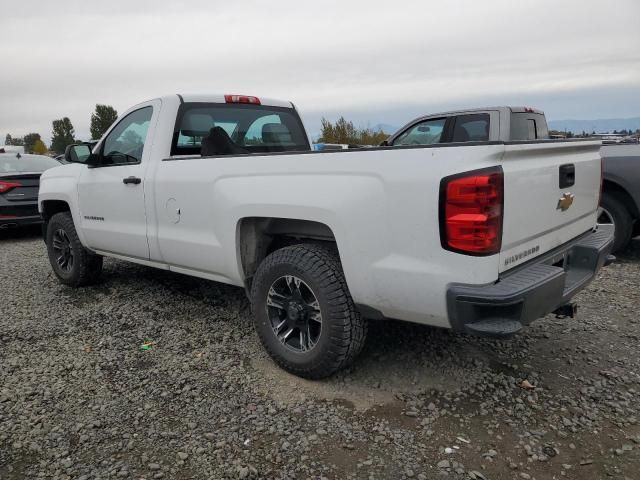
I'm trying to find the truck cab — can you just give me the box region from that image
[384,106,549,146]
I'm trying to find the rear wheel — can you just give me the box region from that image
[598,193,633,252]
[46,212,103,287]
[250,243,367,379]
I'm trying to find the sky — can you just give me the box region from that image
[1,0,639,143]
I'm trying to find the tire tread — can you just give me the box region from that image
[602,193,633,252]
[250,243,367,379]
[46,212,103,287]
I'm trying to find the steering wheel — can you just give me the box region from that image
[106,151,139,163]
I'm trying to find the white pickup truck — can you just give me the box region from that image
[39,95,614,378]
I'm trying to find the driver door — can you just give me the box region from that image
[77,101,159,260]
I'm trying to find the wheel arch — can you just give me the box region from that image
[40,199,71,222]
[602,179,639,219]
[236,217,338,290]
[40,200,71,238]
[40,199,92,249]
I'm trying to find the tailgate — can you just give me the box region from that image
[499,140,601,272]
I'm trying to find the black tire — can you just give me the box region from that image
[599,193,633,253]
[46,212,103,287]
[250,243,367,379]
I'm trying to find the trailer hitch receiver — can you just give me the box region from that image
[553,302,578,319]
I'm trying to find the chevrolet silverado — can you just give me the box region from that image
[38,95,614,378]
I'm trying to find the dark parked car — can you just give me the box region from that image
[0,153,61,229]
[599,144,640,251]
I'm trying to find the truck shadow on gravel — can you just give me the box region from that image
[251,316,532,411]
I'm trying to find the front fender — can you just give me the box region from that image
[38,165,88,247]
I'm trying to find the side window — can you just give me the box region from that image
[101,106,153,165]
[451,114,490,142]
[510,113,549,140]
[527,119,537,140]
[393,118,446,146]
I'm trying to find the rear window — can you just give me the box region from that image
[510,113,549,140]
[0,154,60,173]
[171,103,310,156]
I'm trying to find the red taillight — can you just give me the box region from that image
[0,181,21,194]
[224,94,261,105]
[440,168,504,255]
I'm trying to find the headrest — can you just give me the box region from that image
[454,125,470,142]
[181,114,213,137]
[201,127,249,156]
[262,123,292,144]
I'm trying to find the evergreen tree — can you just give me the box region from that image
[90,104,118,140]
[50,117,76,154]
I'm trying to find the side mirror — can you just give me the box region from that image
[64,144,93,164]
[417,125,431,133]
[379,140,389,146]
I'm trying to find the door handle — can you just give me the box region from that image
[123,176,141,185]
[558,164,575,188]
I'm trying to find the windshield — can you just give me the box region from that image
[171,103,310,156]
[0,154,60,173]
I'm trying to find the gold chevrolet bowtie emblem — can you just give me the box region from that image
[557,192,575,211]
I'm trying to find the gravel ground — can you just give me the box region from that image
[1,227,639,480]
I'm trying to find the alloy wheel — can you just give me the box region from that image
[52,229,74,272]
[266,275,322,353]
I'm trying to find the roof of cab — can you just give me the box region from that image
[416,106,545,117]
[177,94,294,109]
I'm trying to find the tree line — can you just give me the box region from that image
[4,104,118,155]
[318,117,389,145]
[550,128,640,138]
[3,133,48,154]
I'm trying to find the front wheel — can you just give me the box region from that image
[250,243,367,379]
[46,212,103,287]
